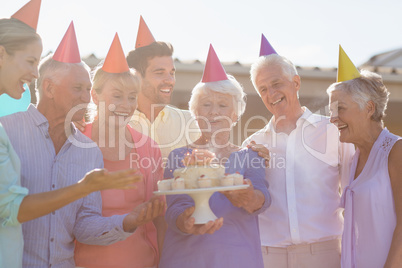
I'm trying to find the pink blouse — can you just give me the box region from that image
[341,129,401,268]
[74,124,163,268]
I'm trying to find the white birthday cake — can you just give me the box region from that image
[157,149,244,191]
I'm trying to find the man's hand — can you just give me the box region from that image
[79,169,142,194]
[247,140,270,167]
[176,207,223,235]
[123,197,165,233]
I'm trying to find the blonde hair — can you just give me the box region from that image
[89,64,141,120]
[0,18,41,55]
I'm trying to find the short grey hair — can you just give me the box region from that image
[189,74,246,124]
[36,54,90,98]
[250,54,298,94]
[326,69,390,122]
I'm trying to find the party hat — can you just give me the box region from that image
[259,34,277,57]
[135,16,156,48]
[102,33,129,73]
[11,0,41,30]
[201,44,228,83]
[53,21,81,63]
[337,45,360,82]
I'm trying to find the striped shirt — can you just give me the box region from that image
[0,105,132,268]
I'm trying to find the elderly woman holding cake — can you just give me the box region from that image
[159,45,270,268]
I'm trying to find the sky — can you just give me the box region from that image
[3,0,402,68]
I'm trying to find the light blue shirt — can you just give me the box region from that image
[0,123,29,268]
[0,105,132,268]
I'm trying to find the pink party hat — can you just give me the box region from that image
[259,34,277,57]
[11,0,41,30]
[102,33,129,73]
[135,16,156,48]
[53,21,81,63]
[201,44,228,83]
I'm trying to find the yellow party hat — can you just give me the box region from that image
[337,45,361,82]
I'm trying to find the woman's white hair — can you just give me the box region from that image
[189,74,246,125]
[326,69,390,122]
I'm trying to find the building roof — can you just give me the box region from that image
[80,49,402,81]
[362,48,402,68]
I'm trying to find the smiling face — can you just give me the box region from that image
[92,78,138,128]
[195,90,237,136]
[0,39,42,99]
[329,90,370,143]
[255,63,301,119]
[141,56,175,105]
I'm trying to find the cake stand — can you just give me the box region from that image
[154,184,249,224]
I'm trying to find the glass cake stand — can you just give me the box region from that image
[154,185,249,224]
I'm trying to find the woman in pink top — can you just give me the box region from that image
[74,35,166,268]
[327,70,402,268]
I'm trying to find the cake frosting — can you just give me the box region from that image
[225,172,244,185]
[173,164,225,189]
[157,149,245,191]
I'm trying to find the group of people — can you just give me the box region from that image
[0,1,401,268]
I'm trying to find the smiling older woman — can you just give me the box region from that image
[159,46,270,268]
[327,70,402,268]
[74,35,166,268]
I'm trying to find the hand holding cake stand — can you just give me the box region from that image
[154,185,249,224]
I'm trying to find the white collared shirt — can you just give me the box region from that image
[243,107,354,247]
[129,105,200,159]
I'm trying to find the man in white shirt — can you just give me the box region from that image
[243,54,354,268]
[126,22,200,160]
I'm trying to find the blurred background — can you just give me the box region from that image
[3,0,402,142]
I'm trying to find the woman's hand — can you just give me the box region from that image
[221,179,254,209]
[79,169,142,194]
[176,207,223,235]
[182,149,216,166]
[17,169,143,223]
[221,179,265,213]
[123,197,166,232]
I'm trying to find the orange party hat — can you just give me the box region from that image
[102,33,129,73]
[135,16,156,48]
[53,21,81,63]
[201,44,228,83]
[11,0,41,30]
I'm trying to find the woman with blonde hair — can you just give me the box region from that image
[74,34,166,268]
[0,3,138,268]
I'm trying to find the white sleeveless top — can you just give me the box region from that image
[341,128,401,268]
